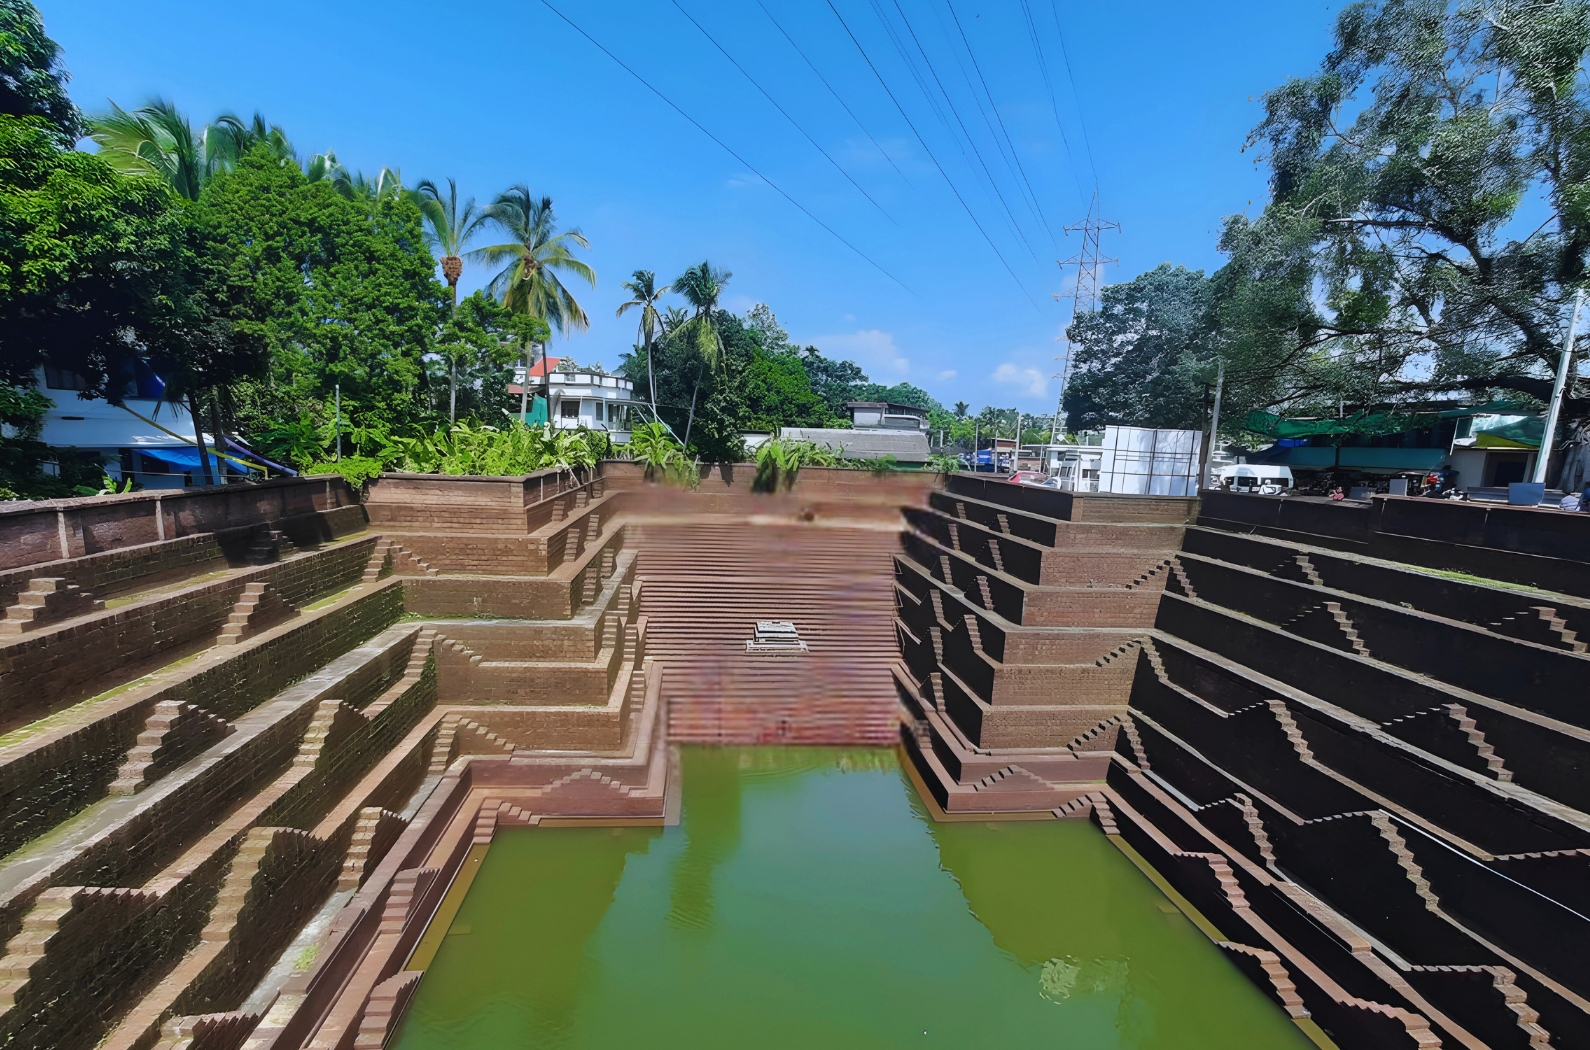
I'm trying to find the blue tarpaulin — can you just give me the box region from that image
[138,447,242,472]
[138,447,203,468]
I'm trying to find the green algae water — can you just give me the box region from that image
[392,748,1310,1049]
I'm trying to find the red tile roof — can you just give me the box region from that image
[508,356,562,394]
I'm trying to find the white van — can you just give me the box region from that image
[1218,464,1294,495]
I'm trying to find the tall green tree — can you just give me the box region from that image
[673,260,732,448]
[0,0,77,143]
[1062,263,1213,432]
[1232,0,1590,421]
[801,347,868,419]
[415,177,487,419]
[470,186,595,336]
[198,147,446,448]
[0,116,259,403]
[616,269,669,420]
[430,290,547,423]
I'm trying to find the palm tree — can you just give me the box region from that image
[672,260,732,448]
[470,188,594,424]
[87,99,218,200]
[209,112,294,166]
[661,305,690,337]
[469,187,595,335]
[335,166,406,210]
[87,101,293,200]
[416,178,488,420]
[616,270,669,421]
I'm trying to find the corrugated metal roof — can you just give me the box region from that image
[779,428,930,462]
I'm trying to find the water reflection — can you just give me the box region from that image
[921,791,1151,1042]
[667,748,744,930]
[395,749,1309,1050]
[665,747,894,930]
[393,825,657,1047]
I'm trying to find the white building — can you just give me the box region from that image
[1028,442,1104,491]
[25,367,242,488]
[510,357,644,441]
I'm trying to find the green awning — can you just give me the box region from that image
[1243,401,1536,439]
[1251,445,1447,471]
[1472,415,1542,449]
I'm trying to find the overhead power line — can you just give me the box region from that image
[1018,0,1086,208]
[536,0,913,295]
[670,0,897,224]
[944,0,1057,246]
[754,0,910,184]
[1048,0,1099,186]
[926,1,1050,251]
[884,0,1042,262]
[823,0,1039,307]
[873,0,1045,266]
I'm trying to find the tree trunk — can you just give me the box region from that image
[187,390,216,486]
[520,342,537,426]
[449,358,457,423]
[646,338,658,422]
[208,393,228,480]
[683,361,703,449]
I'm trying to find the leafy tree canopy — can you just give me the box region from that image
[197,147,447,437]
[430,289,548,422]
[855,381,942,413]
[0,0,77,143]
[1060,1,1590,440]
[0,115,253,402]
[1229,0,1590,419]
[802,350,868,418]
[1063,263,1213,432]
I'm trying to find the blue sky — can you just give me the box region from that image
[46,0,1341,414]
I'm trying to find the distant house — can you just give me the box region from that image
[843,401,930,432]
[508,357,645,440]
[779,400,931,465]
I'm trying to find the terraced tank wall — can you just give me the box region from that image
[608,461,938,746]
[0,475,363,571]
[1200,488,1590,597]
[1112,489,1590,1048]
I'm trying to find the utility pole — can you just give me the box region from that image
[1202,359,1224,490]
[1535,288,1585,485]
[520,346,531,425]
[1052,191,1119,434]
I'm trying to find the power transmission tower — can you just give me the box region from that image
[1050,191,1118,438]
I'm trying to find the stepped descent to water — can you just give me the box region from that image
[0,466,1586,1049]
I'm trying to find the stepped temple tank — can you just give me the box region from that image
[0,466,1587,1049]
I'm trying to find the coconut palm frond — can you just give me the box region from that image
[471,186,596,336]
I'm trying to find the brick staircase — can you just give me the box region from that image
[216,582,298,644]
[109,702,235,796]
[245,529,296,566]
[633,521,902,745]
[0,578,102,635]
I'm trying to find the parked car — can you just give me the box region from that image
[1008,471,1051,486]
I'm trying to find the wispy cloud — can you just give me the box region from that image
[809,329,910,381]
[991,362,1049,398]
[937,369,958,381]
